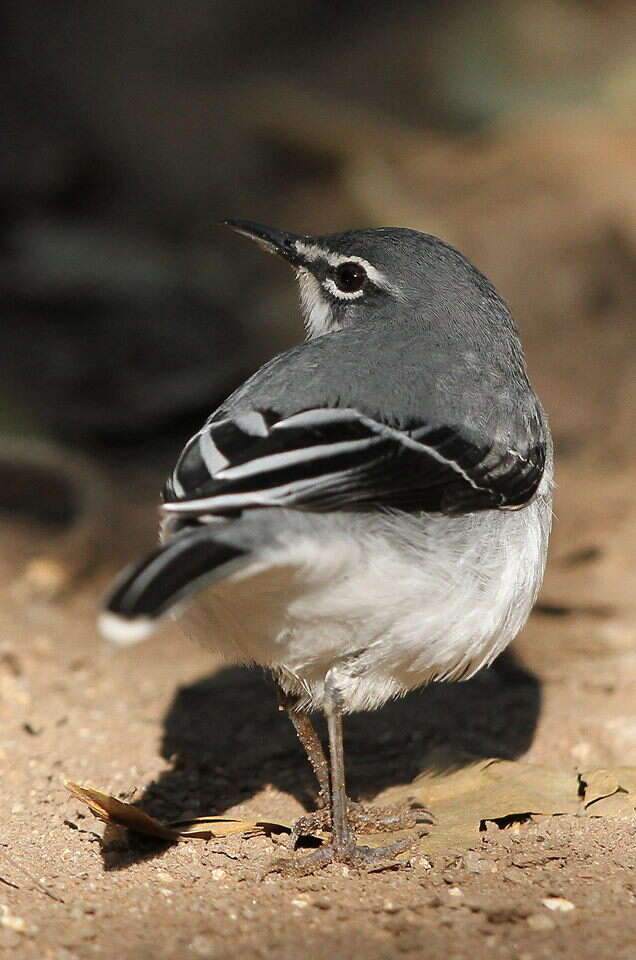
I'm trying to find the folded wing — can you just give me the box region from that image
[162,406,545,518]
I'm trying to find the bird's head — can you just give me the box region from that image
[222,219,504,340]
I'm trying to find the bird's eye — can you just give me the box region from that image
[334,261,367,293]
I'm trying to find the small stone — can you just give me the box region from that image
[542,896,575,912]
[447,887,463,898]
[501,868,527,885]
[210,868,226,881]
[0,906,27,934]
[462,851,494,874]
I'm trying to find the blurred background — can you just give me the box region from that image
[3,0,634,445]
[2,0,636,772]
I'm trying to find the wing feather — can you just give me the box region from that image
[162,406,545,518]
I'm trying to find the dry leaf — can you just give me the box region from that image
[65,782,290,841]
[584,792,635,818]
[65,782,178,840]
[167,816,290,840]
[610,769,636,794]
[582,767,636,797]
[579,769,621,807]
[376,748,581,855]
[66,757,636,860]
[579,767,636,817]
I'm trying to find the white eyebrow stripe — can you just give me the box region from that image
[294,241,404,298]
[294,241,328,263]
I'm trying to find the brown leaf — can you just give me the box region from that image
[598,767,636,795]
[584,792,635,818]
[66,757,636,860]
[167,816,290,839]
[65,782,291,841]
[579,768,621,807]
[579,766,636,817]
[376,748,581,855]
[65,782,179,840]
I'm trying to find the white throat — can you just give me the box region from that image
[296,269,341,339]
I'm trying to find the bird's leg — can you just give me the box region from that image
[321,675,426,848]
[277,687,330,804]
[278,687,332,847]
[269,677,426,873]
[323,675,355,858]
[269,672,422,873]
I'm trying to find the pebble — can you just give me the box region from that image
[383,900,401,913]
[542,896,575,912]
[0,906,27,934]
[462,851,495,874]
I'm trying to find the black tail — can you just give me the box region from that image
[99,525,246,645]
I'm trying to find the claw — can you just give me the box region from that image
[265,831,426,878]
[289,800,426,849]
[289,810,330,850]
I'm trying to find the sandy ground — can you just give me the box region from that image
[2,136,636,953]
[0,408,635,960]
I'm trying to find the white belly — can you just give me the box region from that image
[179,475,552,712]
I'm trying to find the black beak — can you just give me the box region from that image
[220,219,307,266]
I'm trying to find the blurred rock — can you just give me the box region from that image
[0,219,253,436]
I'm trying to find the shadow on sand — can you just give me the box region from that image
[104,647,540,869]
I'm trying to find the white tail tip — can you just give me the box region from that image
[98,611,155,647]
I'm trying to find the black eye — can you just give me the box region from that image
[334,261,367,293]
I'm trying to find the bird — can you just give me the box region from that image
[99,219,553,868]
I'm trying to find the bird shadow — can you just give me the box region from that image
[103,647,540,870]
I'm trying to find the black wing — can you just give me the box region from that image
[162,406,545,518]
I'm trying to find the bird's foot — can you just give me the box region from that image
[266,830,425,877]
[289,799,426,849]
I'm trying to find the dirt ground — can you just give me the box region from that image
[3,0,636,954]
[1,388,635,960]
[2,118,636,960]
